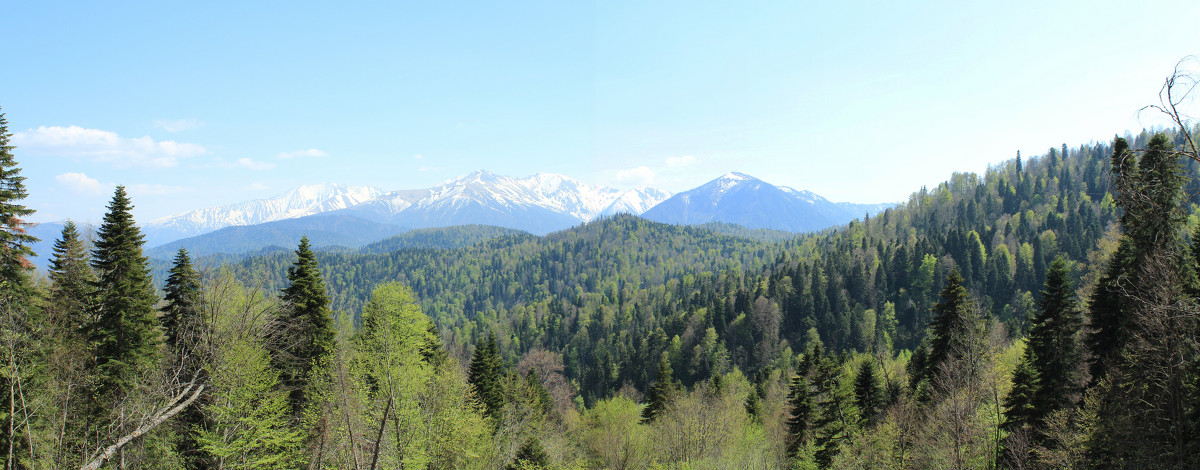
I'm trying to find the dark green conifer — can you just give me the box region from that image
[275,236,334,416]
[162,248,201,353]
[468,334,505,421]
[641,354,680,422]
[926,270,980,381]
[525,369,553,415]
[89,186,162,399]
[0,108,36,300]
[1027,258,1082,424]
[785,374,814,457]
[853,360,883,423]
[47,221,96,335]
[506,437,550,469]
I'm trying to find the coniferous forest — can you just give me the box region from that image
[4,82,1200,468]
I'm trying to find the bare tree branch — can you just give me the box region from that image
[80,379,206,470]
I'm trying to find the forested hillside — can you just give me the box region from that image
[5,91,1200,468]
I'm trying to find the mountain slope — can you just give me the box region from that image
[146,213,407,259]
[641,172,885,232]
[143,183,384,246]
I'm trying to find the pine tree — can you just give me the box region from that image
[813,357,850,468]
[89,186,162,400]
[467,334,504,421]
[785,374,814,457]
[641,354,680,422]
[854,359,883,424]
[275,236,334,417]
[525,369,553,415]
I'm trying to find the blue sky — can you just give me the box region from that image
[3,1,1198,224]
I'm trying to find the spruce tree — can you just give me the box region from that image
[275,236,334,416]
[47,221,96,335]
[506,437,550,469]
[1027,257,1082,425]
[0,108,36,300]
[89,186,162,400]
[785,374,814,457]
[163,248,201,354]
[467,334,504,421]
[641,354,680,422]
[926,270,980,382]
[0,107,38,469]
[853,359,883,423]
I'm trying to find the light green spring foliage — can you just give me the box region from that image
[196,275,304,469]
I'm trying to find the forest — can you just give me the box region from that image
[2,93,1200,468]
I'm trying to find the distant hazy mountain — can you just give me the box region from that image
[143,183,385,247]
[146,214,407,259]
[641,172,893,232]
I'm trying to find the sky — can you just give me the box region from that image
[3,1,1198,224]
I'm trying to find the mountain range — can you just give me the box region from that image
[30,170,893,264]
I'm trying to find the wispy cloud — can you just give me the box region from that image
[413,154,424,160]
[234,157,276,171]
[154,118,202,133]
[55,172,109,195]
[276,148,328,159]
[128,183,190,196]
[665,155,698,167]
[14,126,206,168]
[616,165,656,185]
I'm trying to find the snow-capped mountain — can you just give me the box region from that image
[143,183,385,247]
[641,172,891,232]
[336,171,672,235]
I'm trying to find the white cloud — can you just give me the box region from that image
[154,118,202,132]
[128,183,189,196]
[413,154,424,160]
[276,148,328,159]
[14,126,206,168]
[234,157,276,171]
[616,165,656,185]
[666,155,698,167]
[55,172,109,195]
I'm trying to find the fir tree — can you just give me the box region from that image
[641,354,680,422]
[853,359,883,424]
[47,221,96,335]
[1027,257,1082,426]
[0,107,36,300]
[0,107,38,470]
[275,236,334,417]
[163,248,202,354]
[506,437,550,469]
[926,269,980,382]
[525,369,553,415]
[785,374,814,457]
[467,334,504,421]
[89,186,162,400]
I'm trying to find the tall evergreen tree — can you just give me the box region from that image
[0,108,36,300]
[1027,257,1082,426]
[785,374,814,457]
[275,236,334,417]
[853,359,883,424]
[467,334,504,421]
[47,221,96,335]
[0,107,38,470]
[163,248,202,354]
[89,186,162,400]
[926,270,980,382]
[641,354,680,422]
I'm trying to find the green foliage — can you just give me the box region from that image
[506,437,550,470]
[853,359,883,424]
[163,249,202,354]
[0,107,37,300]
[47,221,96,335]
[785,374,814,457]
[468,334,505,422]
